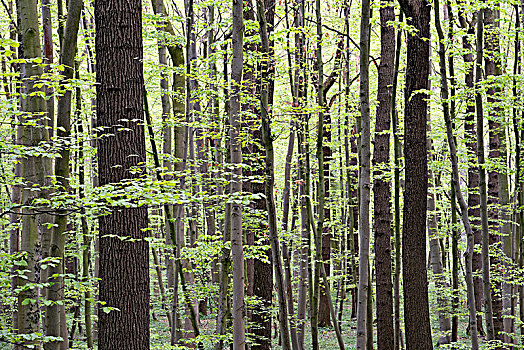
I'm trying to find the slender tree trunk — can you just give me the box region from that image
[435,1,480,347]
[144,91,202,350]
[475,8,496,341]
[215,46,231,350]
[45,1,83,348]
[295,1,309,346]
[356,0,371,345]
[428,161,451,345]
[94,0,150,346]
[75,78,93,348]
[256,4,295,349]
[512,4,524,344]
[484,6,504,341]
[311,0,327,348]
[458,10,486,335]
[152,0,176,334]
[451,186,459,342]
[391,11,403,350]
[373,2,395,348]
[230,0,245,346]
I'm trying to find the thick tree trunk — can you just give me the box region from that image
[397,0,433,348]
[94,0,150,347]
[16,0,50,346]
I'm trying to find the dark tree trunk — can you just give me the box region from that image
[391,12,403,350]
[397,0,433,348]
[373,2,395,348]
[94,0,150,347]
[484,7,504,342]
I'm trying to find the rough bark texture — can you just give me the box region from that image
[397,0,433,348]
[94,0,150,347]
[484,7,504,341]
[373,3,395,349]
[391,13,403,350]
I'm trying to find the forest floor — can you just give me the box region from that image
[145,295,488,350]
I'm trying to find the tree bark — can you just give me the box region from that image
[16,0,50,345]
[44,1,83,348]
[391,12,403,350]
[230,0,245,347]
[373,2,395,349]
[484,6,504,341]
[356,0,371,345]
[397,0,433,347]
[475,7,496,341]
[94,0,150,346]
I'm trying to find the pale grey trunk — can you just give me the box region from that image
[16,0,49,345]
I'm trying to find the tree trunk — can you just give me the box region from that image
[484,6,504,341]
[16,0,50,345]
[475,7,496,341]
[458,9,486,335]
[215,46,231,350]
[45,1,83,348]
[94,0,150,346]
[373,2,395,349]
[230,0,245,347]
[356,0,371,345]
[397,0,433,347]
[391,12,403,350]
